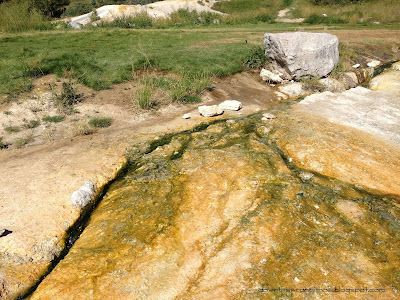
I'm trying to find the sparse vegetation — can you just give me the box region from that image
[55,80,83,113]
[301,76,326,92]
[88,117,113,128]
[135,86,154,109]
[14,137,32,148]
[4,126,20,133]
[23,119,41,129]
[42,115,65,123]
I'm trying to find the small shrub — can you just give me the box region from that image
[23,119,40,129]
[242,46,267,69]
[88,117,113,128]
[3,111,12,115]
[15,137,32,148]
[0,137,8,149]
[42,115,65,123]
[4,126,20,133]
[56,80,82,112]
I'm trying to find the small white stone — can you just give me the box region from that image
[352,63,360,69]
[294,277,300,282]
[322,13,327,17]
[315,205,320,209]
[262,113,276,120]
[198,105,224,118]
[218,100,242,111]
[182,114,191,119]
[260,69,283,83]
[299,172,314,181]
[367,60,381,68]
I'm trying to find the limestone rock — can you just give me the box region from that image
[392,61,400,71]
[278,82,308,99]
[262,113,276,122]
[260,69,283,83]
[70,180,96,208]
[182,114,191,119]
[343,72,359,88]
[198,105,224,117]
[218,100,242,111]
[352,63,360,69]
[367,60,381,68]
[319,78,346,92]
[263,32,339,80]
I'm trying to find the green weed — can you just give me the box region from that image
[242,46,267,69]
[88,117,113,128]
[4,126,20,133]
[135,87,154,109]
[15,137,32,149]
[23,119,40,129]
[42,115,65,123]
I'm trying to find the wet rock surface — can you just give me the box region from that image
[30,107,400,299]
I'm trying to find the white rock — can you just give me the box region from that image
[71,190,92,208]
[392,62,400,71]
[352,63,360,69]
[182,114,191,119]
[262,113,276,121]
[264,32,339,80]
[0,228,5,236]
[260,69,283,83]
[319,78,346,92]
[279,82,308,98]
[198,105,224,117]
[218,100,242,111]
[322,13,327,17]
[71,180,96,208]
[299,172,314,181]
[367,60,381,68]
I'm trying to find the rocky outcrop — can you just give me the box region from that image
[30,109,400,299]
[263,32,339,80]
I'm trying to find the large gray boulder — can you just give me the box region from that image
[264,32,339,80]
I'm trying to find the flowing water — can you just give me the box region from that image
[29,106,400,299]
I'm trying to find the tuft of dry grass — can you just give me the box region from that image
[70,120,95,137]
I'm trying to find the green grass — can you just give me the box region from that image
[42,115,65,123]
[23,119,41,129]
[88,117,113,128]
[0,27,265,95]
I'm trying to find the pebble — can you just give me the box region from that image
[352,64,360,69]
[299,172,314,181]
[182,114,191,119]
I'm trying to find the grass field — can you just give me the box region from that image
[0,23,399,98]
